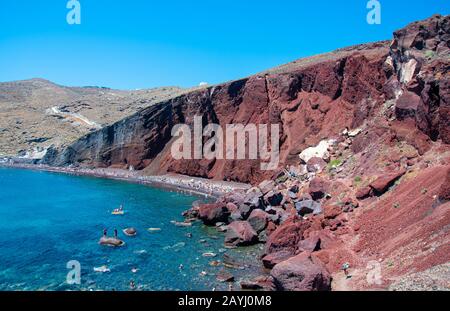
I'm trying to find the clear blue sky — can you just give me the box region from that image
[0,1,448,89]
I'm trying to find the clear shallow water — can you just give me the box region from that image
[0,168,263,291]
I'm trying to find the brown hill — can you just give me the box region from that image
[0,78,187,157]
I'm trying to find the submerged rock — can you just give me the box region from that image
[240,275,275,290]
[170,220,192,227]
[93,265,110,273]
[147,227,162,233]
[216,270,235,282]
[99,237,125,247]
[123,228,137,236]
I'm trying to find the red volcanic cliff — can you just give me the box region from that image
[43,15,450,291]
[44,15,449,185]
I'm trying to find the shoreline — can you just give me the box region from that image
[0,163,250,199]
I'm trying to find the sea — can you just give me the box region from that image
[0,167,263,291]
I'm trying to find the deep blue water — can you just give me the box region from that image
[0,168,263,291]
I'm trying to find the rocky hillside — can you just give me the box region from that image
[43,15,449,185]
[179,15,449,291]
[0,78,187,158]
[22,15,449,290]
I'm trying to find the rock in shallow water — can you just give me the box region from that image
[99,237,125,247]
[123,227,137,236]
[216,270,235,282]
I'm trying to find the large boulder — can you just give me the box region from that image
[306,157,327,173]
[295,200,322,216]
[243,188,264,209]
[308,177,329,200]
[262,251,293,269]
[223,191,246,206]
[264,190,283,206]
[324,205,342,219]
[395,91,423,120]
[226,202,242,221]
[247,209,269,233]
[297,235,321,253]
[355,186,372,200]
[265,207,289,225]
[271,253,331,291]
[198,203,230,225]
[225,221,258,246]
[265,218,310,256]
[369,169,406,195]
[238,203,254,219]
[258,180,276,195]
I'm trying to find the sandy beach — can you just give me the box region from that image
[0,162,250,199]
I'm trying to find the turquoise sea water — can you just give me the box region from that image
[0,168,263,291]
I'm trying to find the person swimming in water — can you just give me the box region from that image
[113,204,124,214]
[103,229,107,237]
[114,228,118,238]
[129,280,136,290]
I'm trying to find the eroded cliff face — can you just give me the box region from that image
[44,15,449,185]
